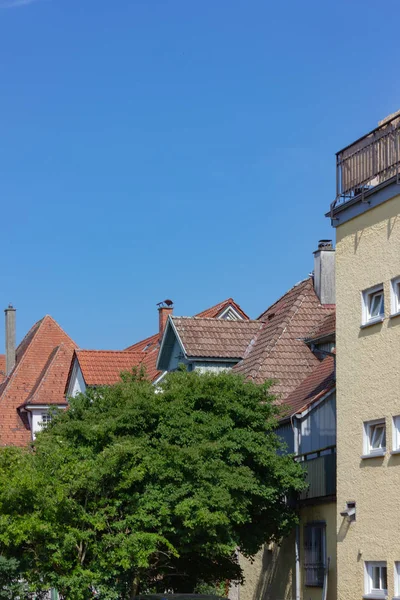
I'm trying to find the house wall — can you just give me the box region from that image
[299,502,336,600]
[335,193,400,600]
[66,359,86,397]
[299,393,336,455]
[239,532,296,600]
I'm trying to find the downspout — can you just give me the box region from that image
[291,415,301,600]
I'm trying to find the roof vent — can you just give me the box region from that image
[317,239,333,250]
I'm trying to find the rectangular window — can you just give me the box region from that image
[363,419,386,456]
[362,285,384,325]
[40,412,52,428]
[391,276,400,316]
[304,522,326,587]
[395,562,400,598]
[365,561,387,597]
[394,416,400,452]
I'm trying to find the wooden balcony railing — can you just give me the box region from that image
[295,445,336,501]
[332,113,400,213]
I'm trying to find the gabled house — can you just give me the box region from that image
[0,310,77,445]
[66,298,249,395]
[156,242,337,600]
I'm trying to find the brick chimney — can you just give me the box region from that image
[158,300,173,342]
[313,240,335,305]
[5,305,16,375]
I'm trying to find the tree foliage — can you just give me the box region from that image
[0,369,305,599]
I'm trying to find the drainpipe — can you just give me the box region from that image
[292,415,301,600]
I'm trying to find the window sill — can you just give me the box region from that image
[361,449,386,459]
[389,311,400,319]
[362,594,388,599]
[391,449,400,455]
[360,316,385,329]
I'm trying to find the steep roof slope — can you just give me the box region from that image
[234,278,334,400]
[123,298,249,382]
[0,316,77,446]
[171,317,262,359]
[75,350,145,386]
[283,355,335,417]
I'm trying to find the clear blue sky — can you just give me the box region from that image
[0,0,399,349]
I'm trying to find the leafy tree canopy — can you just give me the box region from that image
[0,369,305,599]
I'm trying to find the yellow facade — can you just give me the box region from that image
[335,193,400,599]
[239,501,336,600]
[300,502,336,600]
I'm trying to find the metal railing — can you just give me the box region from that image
[295,445,336,501]
[332,113,400,212]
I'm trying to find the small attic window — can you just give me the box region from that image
[143,343,152,352]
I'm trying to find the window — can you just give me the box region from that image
[391,276,400,316]
[365,561,387,598]
[40,412,52,427]
[395,562,400,598]
[394,416,400,452]
[304,522,326,587]
[362,285,384,325]
[363,419,386,456]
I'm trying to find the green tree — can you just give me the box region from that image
[0,369,305,599]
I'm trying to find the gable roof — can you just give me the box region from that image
[169,317,262,359]
[282,355,335,417]
[121,298,249,382]
[0,315,77,446]
[74,350,146,386]
[195,298,249,320]
[233,278,334,400]
[304,311,336,344]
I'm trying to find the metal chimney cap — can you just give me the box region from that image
[5,304,16,311]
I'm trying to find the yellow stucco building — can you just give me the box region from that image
[332,112,400,600]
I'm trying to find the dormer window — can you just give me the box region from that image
[362,285,384,325]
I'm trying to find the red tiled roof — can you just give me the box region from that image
[171,317,262,359]
[283,356,335,417]
[24,344,75,406]
[234,278,335,400]
[75,350,145,386]
[196,298,249,320]
[0,355,5,384]
[305,311,336,343]
[0,316,77,447]
[123,298,248,382]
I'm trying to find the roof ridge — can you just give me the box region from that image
[41,315,78,349]
[25,344,64,406]
[77,349,143,355]
[172,316,260,323]
[257,277,311,321]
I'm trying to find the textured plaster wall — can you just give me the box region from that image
[300,502,336,600]
[239,532,295,600]
[335,194,400,600]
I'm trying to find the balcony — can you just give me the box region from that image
[332,112,400,214]
[295,445,336,502]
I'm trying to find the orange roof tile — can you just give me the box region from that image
[234,278,335,400]
[171,317,262,359]
[282,356,335,417]
[0,355,5,383]
[0,315,78,447]
[123,298,248,382]
[75,350,148,386]
[305,311,336,343]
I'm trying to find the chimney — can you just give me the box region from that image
[5,305,16,375]
[158,300,174,342]
[313,240,335,305]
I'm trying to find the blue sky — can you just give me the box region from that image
[0,0,399,349]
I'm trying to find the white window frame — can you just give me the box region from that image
[394,562,400,599]
[363,419,386,457]
[390,276,400,317]
[362,284,385,326]
[364,561,388,598]
[393,416,400,454]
